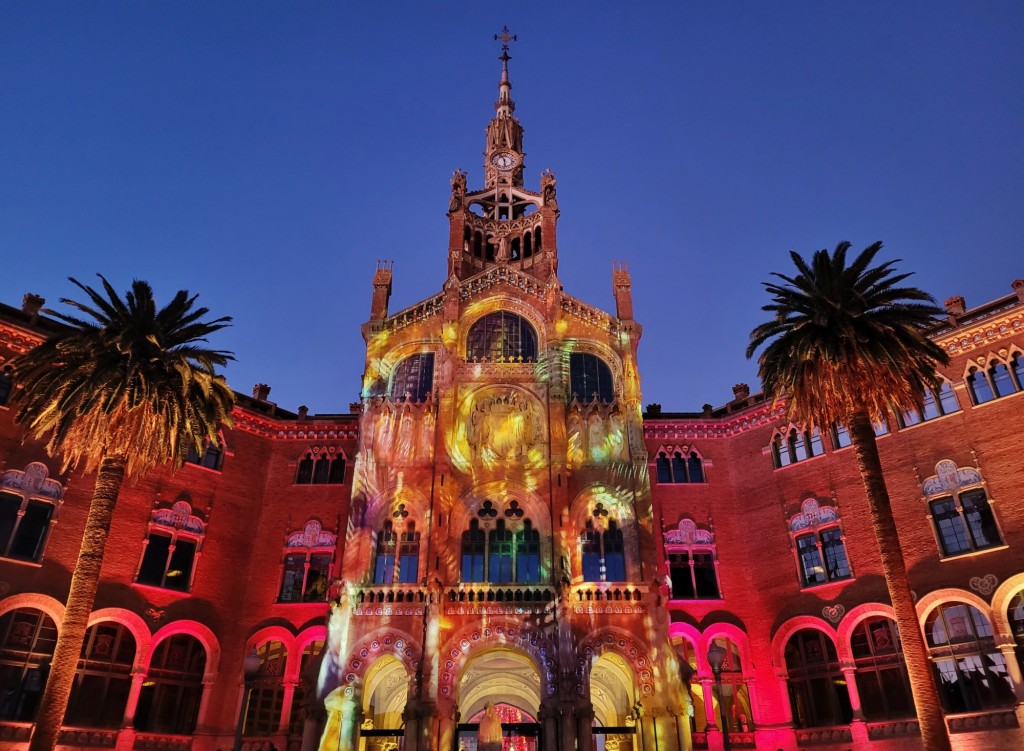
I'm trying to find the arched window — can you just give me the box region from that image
[664,520,720,599]
[784,629,852,728]
[461,502,541,584]
[243,641,287,735]
[0,365,14,406]
[390,353,435,403]
[0,462,63,563]
[279,520,336,602]
[1008,592,1024,672]
[899,381,961,426]
[569,353,614,402]
[925,602,1015,712]
[1012,352,1024,391]
[707,636,754,732]
[133,634,207,733]
[850,616,913,720]
[672,637,704,732]
[373,521,397,584]
[136,499,205,592]
[288,639,325,735]
[580,515,626,583]
[186,441,223,470]
[772,427,822,468]
[922,461,1002,558]
[65,621,136,728]
[654,448,706,484]
[967,366,996,404]
[990,361,1016,398]
[788,499,851,587]
[466,312,537,363]
[374,518,420,585]
[294,448,346,485]
[0,608,57,721]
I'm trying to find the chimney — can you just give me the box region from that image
[297,405,309,419]
[611,261,634,321]
[732,383,750,402]
[22,293,45,318]
[349,401,363,414]
[370,261,394,321]
[1013,279,1024,303]
[645,403,662,417]
[702,403,714,418]
[944,296,966,317]
[252,384,271,401]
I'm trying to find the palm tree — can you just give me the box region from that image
[12,276,234,751]
[746,241,952,750]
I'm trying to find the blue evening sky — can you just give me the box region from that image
[2,2,1022,414]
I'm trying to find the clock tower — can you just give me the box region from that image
[446,27,560,282]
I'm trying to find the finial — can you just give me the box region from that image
[494,25,517,55]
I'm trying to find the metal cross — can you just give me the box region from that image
[494,25,517,53]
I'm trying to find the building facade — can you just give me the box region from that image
[2,48,1024,751]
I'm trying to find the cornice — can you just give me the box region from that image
[643,402,786,439]
[231,407,358,441]
[933,305,1024,356]
[0,321,46,356]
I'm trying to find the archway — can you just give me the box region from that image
[590,652,637,751]
[456,648,541,751]
[361,655,409,751]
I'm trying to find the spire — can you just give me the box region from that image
[494,25,517,118]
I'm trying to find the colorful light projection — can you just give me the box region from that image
[467,704,536,751]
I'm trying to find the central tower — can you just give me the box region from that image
[446,30,559,282]
[321,29,690,751]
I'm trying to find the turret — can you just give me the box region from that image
[369,260,393,321]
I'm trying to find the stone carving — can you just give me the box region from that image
[789,499,839,532]
[922,459,983,496]
[822,604,845,624]
[969,574,998,595]
[467,389,543,462]
[566,401,629,465]
[368,397,436,466]
[541,169,558,209]
[664,519,714,546]
[449,169,467,212]
[0,462,63,500]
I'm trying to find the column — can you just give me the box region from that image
[576,703,594,751]
[539,704,558,751]
[402,703,421,751]
[840,666,864,721]
[700,679,717,730]
[997,643,1024,702]
[559,706,576,751]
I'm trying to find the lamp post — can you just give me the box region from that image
[233,648,264,751]
[706,643,732,751]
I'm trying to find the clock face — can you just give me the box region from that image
[490,151,519,171]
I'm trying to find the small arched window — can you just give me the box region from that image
[295,448,346,485]
[772,427,823,468]
[134,634,207,733]
[390,353,435,403]
[569,353,614,402]
[850,616,913,720]
[784,629,852,728]
[243,641,287,735]
[466,312,537,362]
[0,607,57,722]
[580,517,626,583]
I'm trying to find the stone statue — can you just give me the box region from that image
[478,702,502,751]
[541,169,558,209]
[449,169,467,212]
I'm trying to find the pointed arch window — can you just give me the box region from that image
[925,602,1015,712]
[136,499,205,592]
[785,629,852,728]
[65,621,136,728]
[374,515,420,585]
[460,502,541,583]
[279,520,336,602]
[0,463,63,563]
[922,460,1002,558]
[186,440,223,470]
[580,512,626,583]
[0,607,57,721]
[133,634,206,734]
[294,447,346,485]
[466,312,537,363]
[655,447,705,483]
[966,355,1022,405]
[898,381,961,427]
[569,353,614,402]
[788,499,851,588]
[390,353,435,403]
[772,427,823,468]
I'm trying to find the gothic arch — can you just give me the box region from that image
[365,484,431,532]
[916,587,993,624]
[460,296,547,357]
[699,623,755,679]
[568,483,635,532]
[449,479,550,538]
[577,627,655,698]
[561,339,625,391]
[341,626,421,687]
[439,618,556,700]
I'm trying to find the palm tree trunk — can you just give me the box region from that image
[29,456,126,751]
[848,413,950,751]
